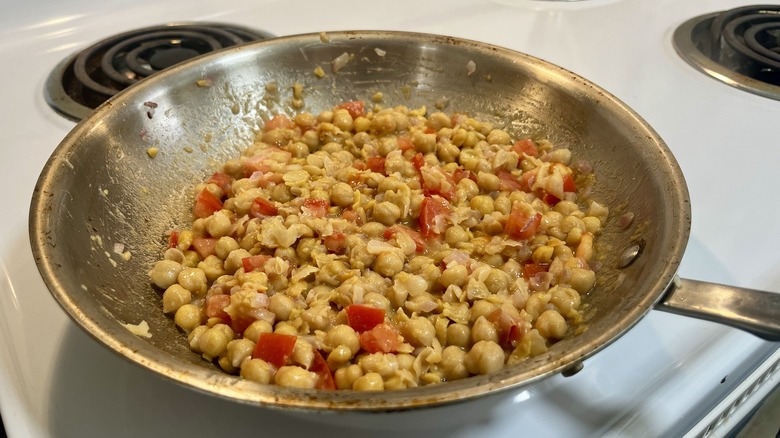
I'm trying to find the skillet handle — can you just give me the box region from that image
[656,277,780,342]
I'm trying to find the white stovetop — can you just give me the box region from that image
[1,0,778,437]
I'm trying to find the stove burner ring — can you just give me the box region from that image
[45,23,274,121]
[673,5,780,100]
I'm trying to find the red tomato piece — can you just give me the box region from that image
[505,206,542,240]
[310,349,336,390]
[205,294,230,324]
[230,316,255,337]
[346,304,386,332]
[337,100,366,119]
[513,138,538,157]
[301,198,329,218]
[192,236,218,259]
[323,232,347,254]
[207,172,234,197]
[398,136,414,152]
[419,196,451,239]
[242,255,271,272]
[383,225,426,253]
[520,171,536,192]
[563,174,576,193]
[250,197,278,217]
[522,262,550,279]
[252,333,297,369]
[411,152,425,172]
[167,230,179,249]
[366,157,386,175]
[453,168,476,183]
[543,193,561,206]
[358,323,401,354]
[486,308,526,349]
[263,114,294,132]
[496,170,524,192]
[193,188,223,219]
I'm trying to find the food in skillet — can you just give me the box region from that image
[148,100,608,390]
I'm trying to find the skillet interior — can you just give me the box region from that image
[29,31,690,411]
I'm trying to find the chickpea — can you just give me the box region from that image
[373,201,401,226]
[446,323,471,349]
[198,325,231,358]
[359,352,399,378]
[330,182,355,207]
[324,324,360,355]
[535,310,567,340]
[214,236,239,260]
[335,364,364,389]
[162,284,192,313]
[373,251,404,278]
[484,268,509,294]
[471,316,499,344]
[440,264,467,288]
[476,172,500,192]
[226,338,255,368]
[149,260,183,289]
[353,372,385,391]
[441,345,469,381]
[243,320,273,343]
[275,366,318,389]
[174,304,201,332]
[464,340,505,375]
[177,267,208,297]
[402,316,436,347]
[206,211,232,238]
[444,225,469,246]
[470,195,494,216]
[240,358,274,384]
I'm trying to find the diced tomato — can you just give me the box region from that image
[250,197,278,217]
[242,255,271,272]
[193,188,223,219]
[346,304,386,332]
[358,323,401,354]
[563,174,576,193]
[486,308,526,349]
[453,168,476,183]
[205,294,231,324]
[522,262,549,279]
[337,100,366,119]
[520,171,536,192]
[383,225,426,253]
[323,232,347,254]
[230,316,255,337]
[301,198,329,218]
[252,332,297,369]
[513,138,538,157]
[505,206,542,240]
[192,236,218,259]
[496,170,525,192]
[167,230,179,249]
[411,152,425,172]
[207,172,234,197]
[543,193,561,206]
[419,195,451,239]
[424,126,437,135]
[398,136,414,152]
[263,114,294,132]
[366,157,386,175]
[310,349,335,390]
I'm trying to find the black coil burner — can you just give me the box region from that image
[673,5,780,100]
[45,23,274,121]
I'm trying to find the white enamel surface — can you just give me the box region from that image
[1,0,778,436]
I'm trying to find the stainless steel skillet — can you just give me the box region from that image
[29,30,780,415]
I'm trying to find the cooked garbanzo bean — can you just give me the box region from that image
[151,100,607,391]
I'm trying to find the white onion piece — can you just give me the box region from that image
[332,52,350,72]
